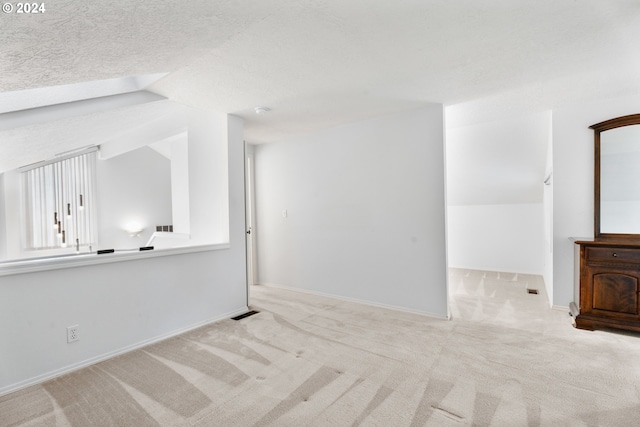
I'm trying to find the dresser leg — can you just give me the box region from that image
[574,315,595,331]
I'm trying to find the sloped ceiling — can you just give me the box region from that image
[446,111,551,205]
[0,91,185,173]
[1,1,640,201]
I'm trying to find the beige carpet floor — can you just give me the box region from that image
[3,268,640,426]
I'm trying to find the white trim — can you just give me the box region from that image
[0,305,248,397]
[0,243,230,276]
[257,282,451,320]
[552,305,570,312]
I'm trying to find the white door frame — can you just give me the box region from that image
[244,143,257,296]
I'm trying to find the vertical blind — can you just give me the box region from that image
[22,150,97,250]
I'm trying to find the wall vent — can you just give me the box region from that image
[527,289,539,295]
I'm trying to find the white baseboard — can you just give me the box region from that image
[256,282,449,320]
[0,306,248,398]
[552,305,570,312]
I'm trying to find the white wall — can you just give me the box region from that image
[186,108,229,246]
[445,110,550,278]
[0,173,5,260]
[552,93,640,308]
[447,203,544,275]
[0,113,247,395]
[253,106,448,318]
[543,120,553,302]
[2,171,22,260]
[169,136,191,234]
[96,146,173,250]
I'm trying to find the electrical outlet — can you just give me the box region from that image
[67,325,79,343]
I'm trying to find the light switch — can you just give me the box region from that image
[282,209,287,218]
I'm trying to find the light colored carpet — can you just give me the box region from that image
[3,268,640,426]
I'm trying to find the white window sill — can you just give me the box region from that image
[0,243,231,277]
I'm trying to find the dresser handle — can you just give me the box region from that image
[613,253,618,257]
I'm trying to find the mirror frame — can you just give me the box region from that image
[591,113,640,242]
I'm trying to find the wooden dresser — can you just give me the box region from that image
[574,239,640,332]
[572,115,640,334]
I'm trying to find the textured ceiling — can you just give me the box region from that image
[2,0,640,144]
[2,0,640,204]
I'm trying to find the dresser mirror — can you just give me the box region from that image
[571,114,640,332]
[592,114,640,241]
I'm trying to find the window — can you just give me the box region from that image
[21,148,97,250]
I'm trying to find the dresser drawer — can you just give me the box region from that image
[586,247,640,263]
